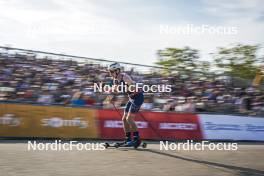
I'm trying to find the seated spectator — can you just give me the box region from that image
[70,91,86,106]
[83,92,96,106]
[141,98,154,110]
[184,97,196,113]
[163,99,175,111]
[37,90,54,104]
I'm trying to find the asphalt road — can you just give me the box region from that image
[0,141,263,176]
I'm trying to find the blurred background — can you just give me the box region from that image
[0,0,264,141]
[0,45,263,117]
[1,1,264,176]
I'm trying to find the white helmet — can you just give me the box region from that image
[108,62,121,71]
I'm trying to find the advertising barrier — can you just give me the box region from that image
[0,104,99,138]
[1,103,264,141]
[199,114,264,141]
[0,104,32,137]
[98,109,203,140]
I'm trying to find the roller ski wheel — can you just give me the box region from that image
[104,142,110,148]
[142,142,147,148]
[133,139,141,149]
[104,141,147,149]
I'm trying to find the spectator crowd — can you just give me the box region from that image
[0,53,263,116]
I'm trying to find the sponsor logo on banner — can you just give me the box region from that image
[0,104,99,138]
[0,114,21,126]
[246,124,264,132]
[98,109,203,140]
[204,122,264,132]
[199,114,264,141]
[204,122,242,131]
[42,117,88,128]
[159,123,197,130]
[104,120,148,128]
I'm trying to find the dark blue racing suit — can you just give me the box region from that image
[113,73,144,114]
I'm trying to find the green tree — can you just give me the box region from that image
[156,47,199,73]
[155,47,212,77]
[213,44,262,80]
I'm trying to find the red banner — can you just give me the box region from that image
[97,109,203,140]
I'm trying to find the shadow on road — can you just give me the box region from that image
[138,149,264,176]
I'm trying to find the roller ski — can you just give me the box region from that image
[104,139,147,149]
[104,136,131,148]
[121,138,147,149]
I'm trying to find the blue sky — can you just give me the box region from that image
[0,0,263,66]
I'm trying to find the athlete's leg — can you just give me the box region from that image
[126,93,144,132]
[125,93,144,146]
[121,101,132,144]
[122,112,131,142]
[122,112,131,133]
[126,112,138,132]
[126,112,141,146]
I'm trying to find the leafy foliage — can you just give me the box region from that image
[213,44,262,79]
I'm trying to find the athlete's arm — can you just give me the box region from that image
[104,80,116,103]
[123,73,139,92]
[122,73,134,86]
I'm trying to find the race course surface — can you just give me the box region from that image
[0,140,263,176]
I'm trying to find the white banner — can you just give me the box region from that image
[199,114,264,141]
